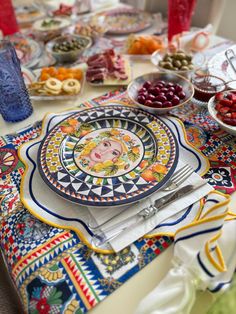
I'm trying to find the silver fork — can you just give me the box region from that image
[88,164,194,231]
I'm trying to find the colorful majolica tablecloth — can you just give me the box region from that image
[0,89,236,313]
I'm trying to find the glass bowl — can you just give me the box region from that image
[151,48,205,78]
[46,34,92,64]
[191,70,226,102]
[208,90,236,136]
[127,72,194,115]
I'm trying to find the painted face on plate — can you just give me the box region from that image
[89,140,122,164]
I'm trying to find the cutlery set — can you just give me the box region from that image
[91,168,207,246]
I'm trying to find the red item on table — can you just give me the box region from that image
[168,0,197,42]
[0,0,19,36]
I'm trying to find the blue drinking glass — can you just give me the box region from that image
[0,40,33,122]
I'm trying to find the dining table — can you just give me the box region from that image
[0,2,236,314]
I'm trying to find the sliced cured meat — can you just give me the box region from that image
[86,49,128,83]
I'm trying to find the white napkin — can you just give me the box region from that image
[88,160,213,252]
[135,192,236,314]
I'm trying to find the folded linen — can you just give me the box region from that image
[135,192,236,314]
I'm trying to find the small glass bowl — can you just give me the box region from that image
[191,70,226,102]
[151,49,205,78]
[46,34,92,64]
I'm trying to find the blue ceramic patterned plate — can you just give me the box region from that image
[38,105,179,207]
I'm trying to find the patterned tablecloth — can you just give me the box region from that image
[0,89,235,313]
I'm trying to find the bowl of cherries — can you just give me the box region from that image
[127,72,194,115]
[208,90,236,136]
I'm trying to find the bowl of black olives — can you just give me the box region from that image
[46,34,92,63]
[151,48,205,77]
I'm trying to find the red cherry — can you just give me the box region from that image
[139,87,147,94]
[162,101,172,108]
[152,101,163,108]
[166,92,174,100]
[147,94,155,101]
[160,87,168,93]
[155,95,167,103]
[152,87,160,95]
[178,91,186,99]
[155,83,164,89]
[172,96,180,106]
[137,95,146,104]
[156,80,165,85]
[175,84,183,92]
[166,82,174,88]
[168,87,175,93]
[144,100,153,107]
[143,81,152,89]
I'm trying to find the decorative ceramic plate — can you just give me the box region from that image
[207,45,236,83]
[38,106,178,207]
[100,8,153,35]
[8,35,42,68]
[19,109,209,252]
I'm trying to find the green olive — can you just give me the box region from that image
[181,66,189,71]
[185,55,192,62]
[188,64,195,70]
[163,53,172,61]
[159,61,166,67]
[163,62,173,69]
[175,53,186,60]
[173,60,182,68]
[181,59,189,66]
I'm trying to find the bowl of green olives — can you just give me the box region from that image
[151,49,205,77]
[46,34,92,63]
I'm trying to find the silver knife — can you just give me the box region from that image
[91,180,208,247]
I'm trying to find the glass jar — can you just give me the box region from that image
[191,69,226,102]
